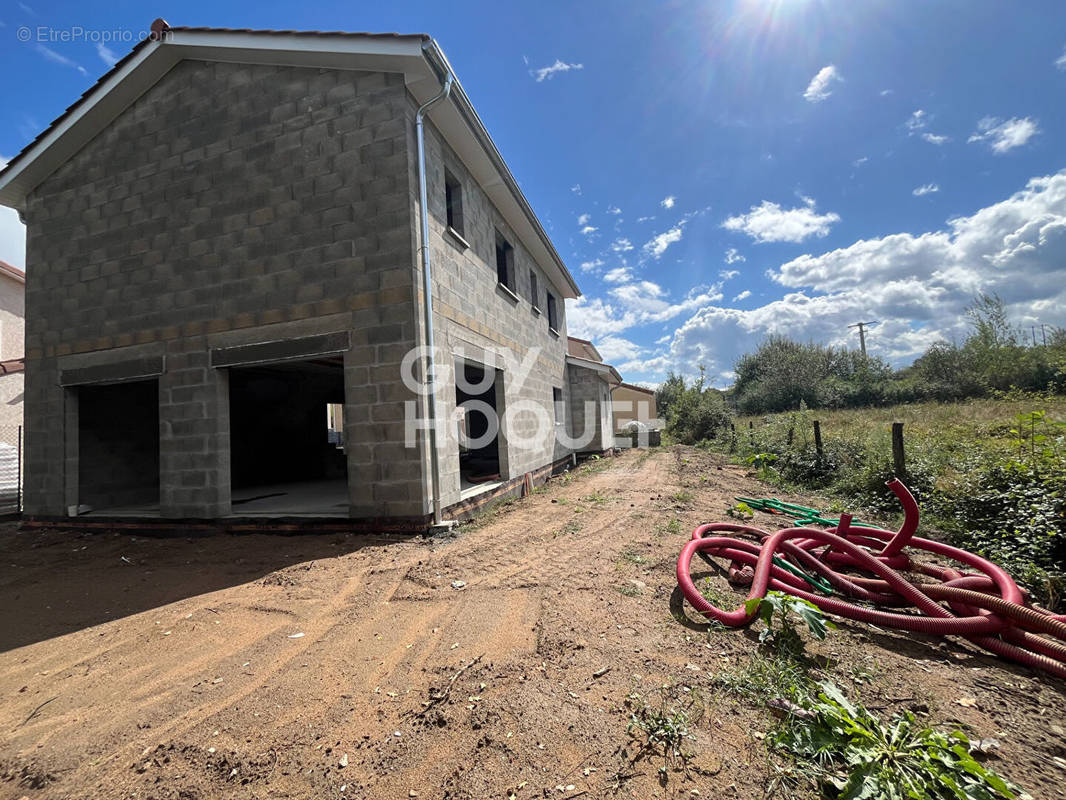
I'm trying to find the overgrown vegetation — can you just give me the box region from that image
[773,683,1017,800]
[655,366,732,444]
[726,295,1066,415]
[654,294,1066,604]
[707,589,1018,799]
[623,683,703,778]
[717,398,1066,607]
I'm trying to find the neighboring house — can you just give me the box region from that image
[0,260,25,510]
[565,337,622,453]
[612,383,658,432]
[0,261,26,432]
[0,21,618,526]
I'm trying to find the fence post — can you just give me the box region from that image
[892,422,905,478]
[813,420,823,456]
[787,425,794,447]
[729,423,736,454]
[748,420,754,447]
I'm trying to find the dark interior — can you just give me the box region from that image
[455,361,501,484]
[78,379,160,510]
[228,358,347,490]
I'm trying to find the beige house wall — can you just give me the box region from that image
[0,269,25,442]
[612,384,658,431]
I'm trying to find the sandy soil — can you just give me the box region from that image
[1,447,1064,799]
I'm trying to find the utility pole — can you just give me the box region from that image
[848,321,878,357]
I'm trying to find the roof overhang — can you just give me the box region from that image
[567,355,622,386]
[0,25,579,298]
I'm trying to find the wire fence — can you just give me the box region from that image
[0,425,22,515]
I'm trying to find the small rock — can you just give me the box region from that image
[339,753,348,768]
[451,580,466,590]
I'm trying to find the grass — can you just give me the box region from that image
[655,516,683,537]
[554,520,582,537]
[617,547,647,567]
[623,684,703,778]
[709,395,1066,606]
[733,395,1066,483]
[712,651,814,707]
[581,489,609,505]
[669,490,694,506]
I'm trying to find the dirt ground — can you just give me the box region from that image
[1,447,1064,800]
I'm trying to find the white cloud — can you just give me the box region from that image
[530,59,583,82]
[570,184,582,195]
[912,183,940,196]
[803,65,842,103]
[852,156,869,167]
[880,89,894,96]
[610,237,634,253]
[722,196,840,243]
[580,225,598,236]
[608,281,723,323]
[577,213,590,225]
[603,266,633,283]
[968,116,1040,154]
[636,215,655,223]
[594,335,643,363]
[607,206,622,215]
[640,171,1066,386]
[724,248,745,264]
[0,156,26,269]
[1056,47,1066,71]
[96,42,118,67]
[567,281,723,340]
[905,111,950,145]
[36,44,87,75]
[580,258,604,273]
[905,109,927,132]
[719,269,739,281]
[732,290,752,302]
[660,196,675,209]
[643,225,684,259]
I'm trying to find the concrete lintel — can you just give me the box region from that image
[210,331,351,368]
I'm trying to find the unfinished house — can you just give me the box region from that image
[566,337,621,454]
[0,21,615,527]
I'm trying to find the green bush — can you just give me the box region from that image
[657,367,733,445]
[725,296,1066,414]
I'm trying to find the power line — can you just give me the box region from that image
[848,321,879,357]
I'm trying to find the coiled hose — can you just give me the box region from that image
[675,479,1066,679]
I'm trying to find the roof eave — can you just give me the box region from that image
[0,28,580,299]
[421,41,580,299]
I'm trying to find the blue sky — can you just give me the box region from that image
[2,0,1065,386]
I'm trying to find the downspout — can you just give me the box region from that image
[415,66,454,526]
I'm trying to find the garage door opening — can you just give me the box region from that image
[228,357,348,516]
[455,360,504,497]
[78,379,160,515]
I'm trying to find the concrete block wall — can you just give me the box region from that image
[567,367,613,453]
[22,61,426,518]
[407,103,572,509]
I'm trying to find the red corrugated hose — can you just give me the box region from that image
[676,479,1066,678]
